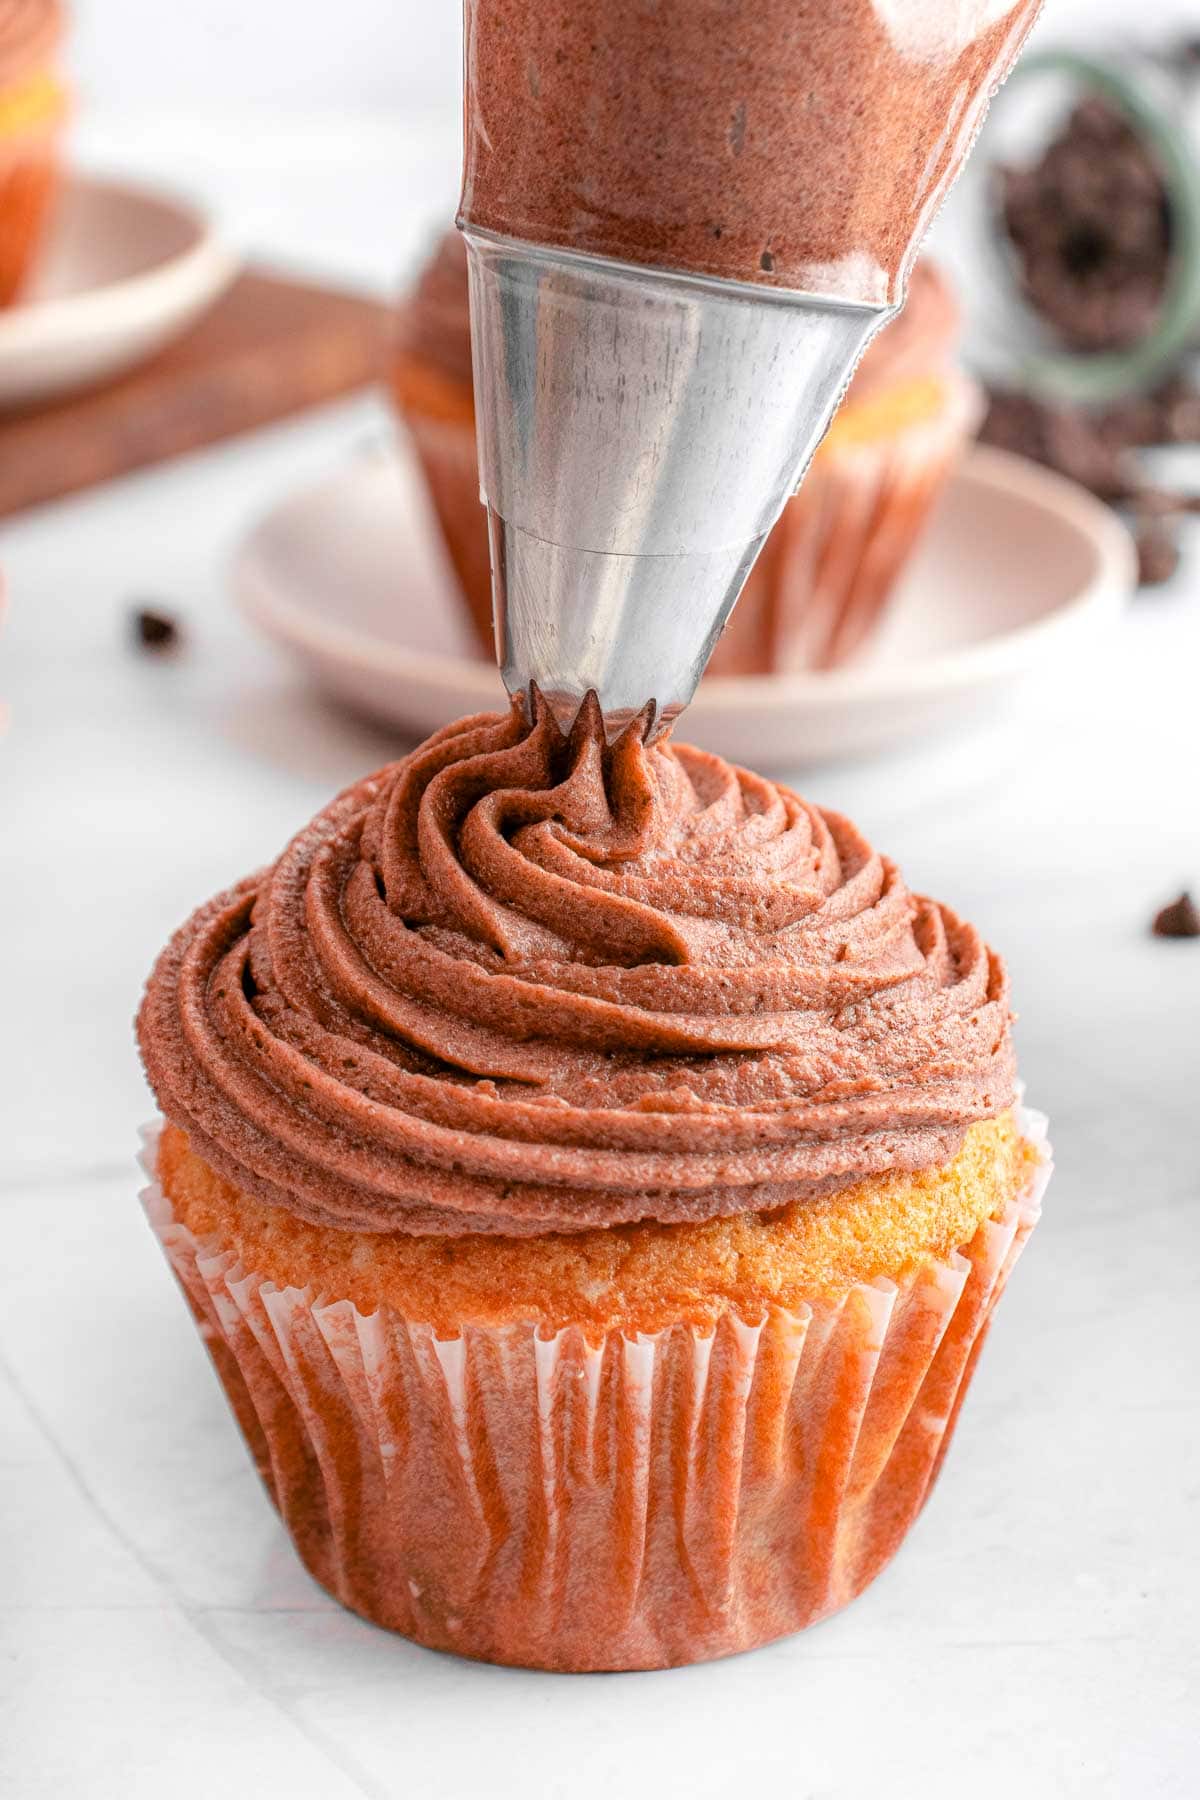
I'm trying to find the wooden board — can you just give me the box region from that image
[0,266,392,518]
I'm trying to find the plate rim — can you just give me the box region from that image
[233,441,1136,722]
[0,172,238,357]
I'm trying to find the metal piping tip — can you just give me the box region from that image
[521,680,658,746]
[487,509,762,742]
[465,230,892,739]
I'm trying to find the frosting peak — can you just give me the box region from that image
[138,705,1015,1236]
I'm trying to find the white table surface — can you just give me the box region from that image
[2,116,1199,1800]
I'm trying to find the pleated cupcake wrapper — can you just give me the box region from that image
[709,371,983,677]
[139,1105,1049,1672]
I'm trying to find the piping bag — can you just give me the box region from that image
[459,0,1042,739]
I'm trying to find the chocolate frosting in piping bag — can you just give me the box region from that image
[460,0,1042,306]
[138,704,1015,1237]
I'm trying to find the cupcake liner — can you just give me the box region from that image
[708,372,982,677]
[0,126,62,307]
[396,402,495,655]
[140,1107,1049,1672]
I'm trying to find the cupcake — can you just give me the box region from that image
[390,230,495,651]
[137,701,1048,1672]
[391,245,977,676]
[0,0,67,308]
[708,261,981,675]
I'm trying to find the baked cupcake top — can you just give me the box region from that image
[848,259,961,402]
[0,0,62,86]
[138,703,1015,1238]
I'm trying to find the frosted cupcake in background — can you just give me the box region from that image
[0,0,67,306]
[137,701,1049,1673]
[390,242,978,674]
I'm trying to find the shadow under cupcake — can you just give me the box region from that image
[391,242,979,676]
[137,701,1048,1673]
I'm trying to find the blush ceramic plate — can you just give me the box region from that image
[0,174,237,409]
[233,439,1135,768]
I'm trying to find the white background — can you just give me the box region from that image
[3,3,1199,1798]
[60,0,1200,113]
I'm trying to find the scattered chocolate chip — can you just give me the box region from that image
[1097,374,1200,452]
[1152,891,1200,938]
[759,249,775,273]
[979,388,1135,502]
[1157,374,1200,442]
[1134,520,1182,586]
[979,385,1199,586]
[131,606,181,652]
[1131,486,1185,519]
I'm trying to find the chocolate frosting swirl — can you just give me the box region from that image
[138,705,1015,1237]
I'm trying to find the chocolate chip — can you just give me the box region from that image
[979,386,1198,586]
[131,606,181,651]
[1132,487,1185,519]
[1134,521,1181,586]
[1152,892,1200,938]
[759,249,775,273]
[978,388,1133,501]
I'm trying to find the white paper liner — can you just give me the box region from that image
[138,1105,1050,1672]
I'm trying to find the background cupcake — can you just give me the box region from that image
[137,702,1048,1673]
[390,230,495,649]
[707,261,981,674]
[391,246,978,676]
[0,0,67,307]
